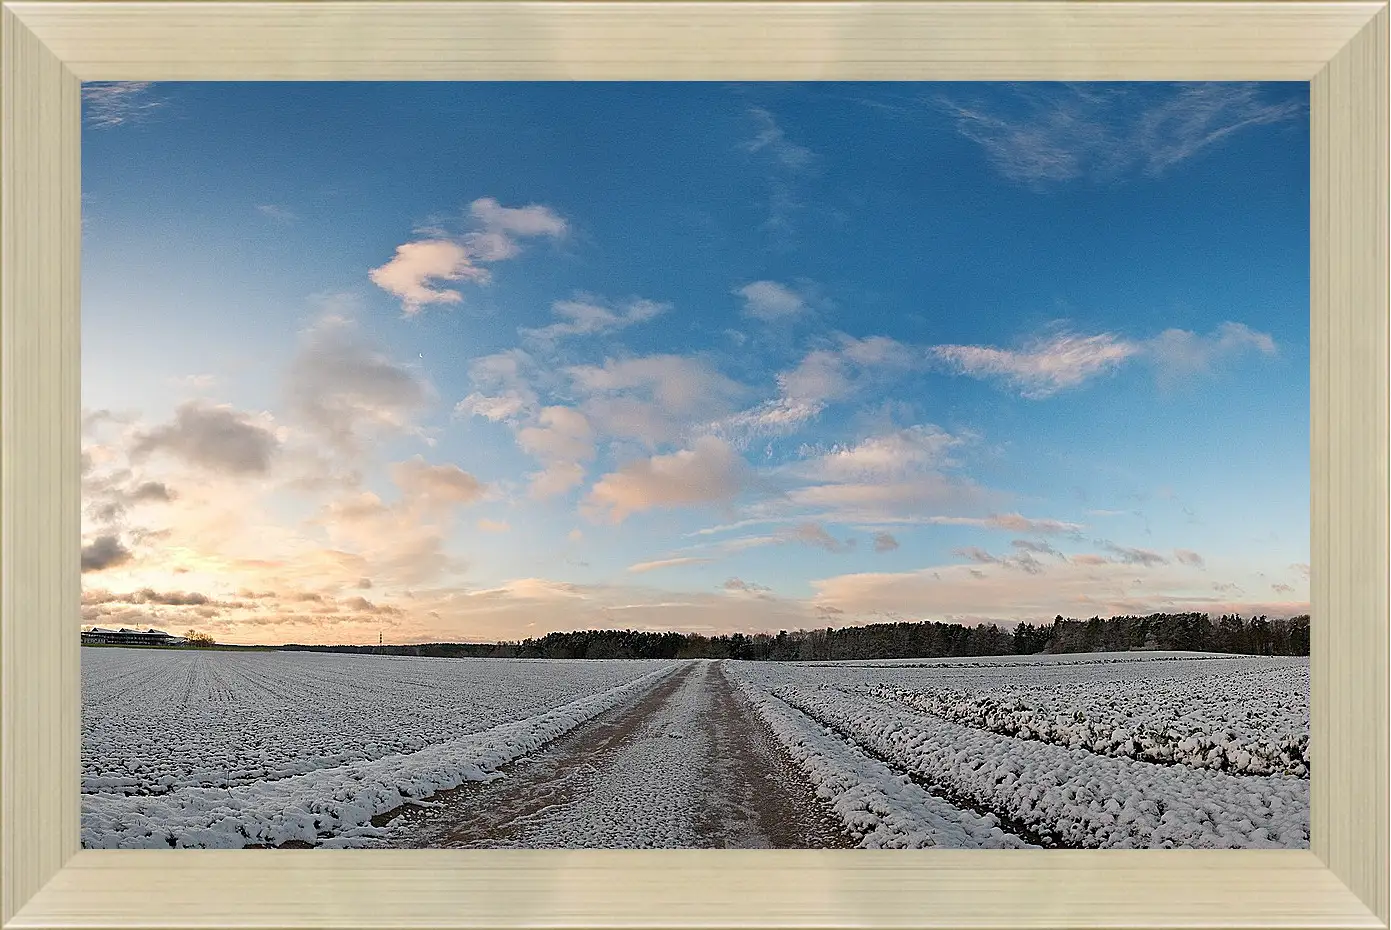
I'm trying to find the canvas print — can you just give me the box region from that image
[80,82,1310,850]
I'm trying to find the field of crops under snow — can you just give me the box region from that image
[82,647,1309,850]
[726,652,1309,849]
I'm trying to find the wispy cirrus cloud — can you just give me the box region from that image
[932,323,1278,398]
[741,107,818,244]
[710,335,919,445]
[743,106,816,171]
[627,556,715,574]
[83,82,166,129]
[932,332,1139,399]
[521,295,668,345]
[255,204,297,223]
[940,83,1305,185]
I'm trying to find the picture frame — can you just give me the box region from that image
[1,2,1386,927]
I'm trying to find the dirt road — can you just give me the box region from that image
[375,660,850,849]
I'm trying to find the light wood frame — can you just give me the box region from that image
[2,2,1387,927]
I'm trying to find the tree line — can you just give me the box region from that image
[278,612,1310,661]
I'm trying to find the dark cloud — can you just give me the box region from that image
[954,545,1044,575]
[85,477,177,524]
[345,596,404,616]
[788,522,854,554]
[81,535,132,573]
[131,402,279,475]
[723,578,771,594]
[130,588,209,606]
[1097,540,1169,567]
[1174,548,1205,567]
[130,481,174,503]
[1011,538,1062,559]
[872,531,900,553]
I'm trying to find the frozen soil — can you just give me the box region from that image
[375,660,851,849]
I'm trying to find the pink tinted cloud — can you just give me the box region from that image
[585,436,748,523]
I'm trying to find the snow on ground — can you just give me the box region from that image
[728,675,1033,849]
[876,661,1307,776]
[728,653,1309,849]
[82,661,681,848]
[84,647,1309,850]
[82,648,675,794]
[376,660,850,849]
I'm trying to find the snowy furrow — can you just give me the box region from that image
[83,649,676,794]
[82,663,682,848]
[729,672,1034,849]
[874,663,1308,777]
[768,685,1308,849]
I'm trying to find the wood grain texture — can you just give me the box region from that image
[0,1,1387,928]
[6,850,1385,929]
[1310,6,1391,923]
[5,1,1386,81]
[0,5,81,926]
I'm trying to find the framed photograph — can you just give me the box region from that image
[2,2,1386,928]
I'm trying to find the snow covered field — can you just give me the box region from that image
[82,648,678,847]
[727,652,1309,849]
[83,648,1309,849]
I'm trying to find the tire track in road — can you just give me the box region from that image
[376,660,850,849]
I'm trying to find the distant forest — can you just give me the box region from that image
[278,612,1310,661]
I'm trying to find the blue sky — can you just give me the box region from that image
[80,81,1310,645]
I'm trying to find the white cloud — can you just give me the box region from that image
[391,456,486,506]
[569,355,746,447]
[1147,322,1278,386]
[469,197,568,238]
[735,280,807,321]
[462,197,568,264]
[368,240,488,316]
[372,198,567,316]
[452,350,540,424]
[516,406,595,500]
[455,391,531,423]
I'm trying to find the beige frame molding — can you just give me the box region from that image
[2,2,1387,927]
